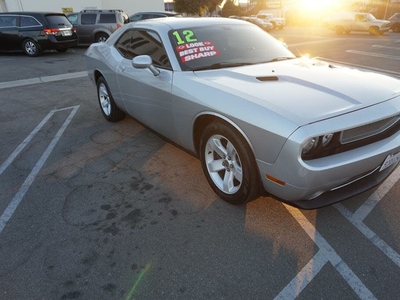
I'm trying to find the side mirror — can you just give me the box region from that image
[132,55,160,76]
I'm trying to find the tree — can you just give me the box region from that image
[174,0,224,16]
[221,0,242,17]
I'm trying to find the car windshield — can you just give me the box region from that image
[365,13,376,21]
[168,23,295,71]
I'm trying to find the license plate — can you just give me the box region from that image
[379,152,400,172]
[62,30,72,36]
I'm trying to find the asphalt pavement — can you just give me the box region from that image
[0,27,400,300]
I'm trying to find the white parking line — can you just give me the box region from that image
[276,165,400,298]
[0,71,87,90]
[317,57,400,78]
[289,38,346,47]
[346,50,400,61]
[372,45,400,50]
[0,106,80,234]
[335,166,400,268]
[275,205,377,300]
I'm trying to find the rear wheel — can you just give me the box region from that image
[199,121,260,205]
[96,77,126,122]
[95,33,109,43]
[23,39,42,57]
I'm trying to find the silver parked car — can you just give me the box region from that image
[85,17,400,209]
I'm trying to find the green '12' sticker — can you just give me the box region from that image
[172,30,198,45]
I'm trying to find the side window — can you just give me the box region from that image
[142,14,153,20]
[67,14,78,25]
[115,29,171,69]
[20,16,40,27]
[149,14,162,19]
[130,14,142,22]
[99,14,116,24]
[81,13,97,25]
[0,15,17,27]
[0,16,6,27]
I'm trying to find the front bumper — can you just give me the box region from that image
[256,96,400,209]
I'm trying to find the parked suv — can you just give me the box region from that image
[0,12,77,56]
[389,13,400,33]
[67,9,129,44]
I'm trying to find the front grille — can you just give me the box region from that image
[341,115,400,144]
[303,114,400,160]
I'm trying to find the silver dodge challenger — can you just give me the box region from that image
[85,17,400,209]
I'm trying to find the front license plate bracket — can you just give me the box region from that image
[379,152,400,172]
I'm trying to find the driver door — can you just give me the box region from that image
[115,29,176,141]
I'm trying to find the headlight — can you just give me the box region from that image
[301,133,338,160]
[302,137,318,155]
[321,133,333,147]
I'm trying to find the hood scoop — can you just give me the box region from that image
[256,76,279,82]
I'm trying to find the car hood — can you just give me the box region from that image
[193,58,400,126]
[372,19,391,25]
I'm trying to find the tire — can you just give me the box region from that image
[95,33,109,43]
[96,77,126,122]
[369,27,379,35]
[56,48,69,53]
[22,39,42,57]
[335,26,344,35]
[392,24,400,33]
[199,121,260,205]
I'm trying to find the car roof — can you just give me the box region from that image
[131,11,180,16]
[127,16,248,30]
[0,12,65,15]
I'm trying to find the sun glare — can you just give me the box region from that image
[298,0,336,12]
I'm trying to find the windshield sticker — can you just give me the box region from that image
[176,41,220,63]
[172,30,197,45]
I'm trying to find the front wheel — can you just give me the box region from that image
[392,24,400,33]
[96,77,126,122]
[23,39,42,57]
[199,121,260,205]
[369,27,380,35]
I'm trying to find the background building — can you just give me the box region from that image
[0,0,164,15]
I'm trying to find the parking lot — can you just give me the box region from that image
[1,26,400,300]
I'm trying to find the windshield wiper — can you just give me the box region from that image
[191,62,256,71]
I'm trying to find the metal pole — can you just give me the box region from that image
[383,0,389,20]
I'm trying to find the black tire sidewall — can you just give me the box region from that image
[199,122,259,205]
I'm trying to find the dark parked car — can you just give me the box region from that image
[0,11,77,56]
[389,13,400,32]
[67,9,129,44]
[129,11,181,22]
